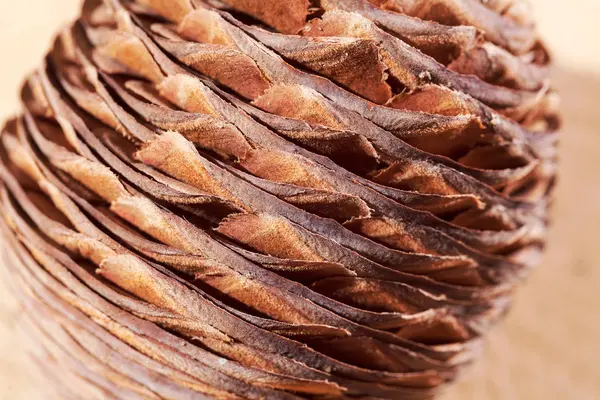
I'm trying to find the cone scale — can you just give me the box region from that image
[0,0,558,398]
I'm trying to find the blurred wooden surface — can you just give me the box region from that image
[1,1,599,399]
[443,69,600,400]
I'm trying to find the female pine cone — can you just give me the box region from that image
[0,0,558,398]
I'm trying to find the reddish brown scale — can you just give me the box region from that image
[0,0,558,398]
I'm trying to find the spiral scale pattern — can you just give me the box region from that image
[0,0,558,398]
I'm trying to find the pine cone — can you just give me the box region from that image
[0,0,558,398]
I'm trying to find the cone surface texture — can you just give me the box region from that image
[0,0,559,398]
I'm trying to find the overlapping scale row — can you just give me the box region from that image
[1,0,558,398]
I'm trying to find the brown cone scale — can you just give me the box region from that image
[0,0,558,398]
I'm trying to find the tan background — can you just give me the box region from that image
[0,1,599,399]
